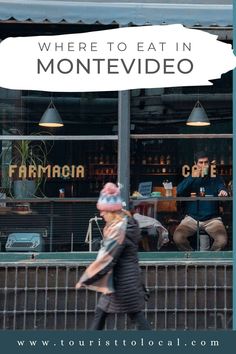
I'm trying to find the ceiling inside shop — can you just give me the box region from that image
[0,74,232,135]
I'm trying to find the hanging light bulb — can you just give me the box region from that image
[39,100,64,127]
[186,100,210,126]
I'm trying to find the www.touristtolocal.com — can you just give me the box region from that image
[16,337,220,348]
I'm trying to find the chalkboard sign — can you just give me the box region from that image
[138,181,152,196]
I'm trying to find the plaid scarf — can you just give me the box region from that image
[76,216,127,294]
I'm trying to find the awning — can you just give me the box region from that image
[0,0,233,27]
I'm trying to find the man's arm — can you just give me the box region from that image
[177,176,196,196]
[216,177,228,196]
[177,163,205,196]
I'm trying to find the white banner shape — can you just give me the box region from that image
[0,25,235,92]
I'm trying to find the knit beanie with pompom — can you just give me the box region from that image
[96,182,123,212]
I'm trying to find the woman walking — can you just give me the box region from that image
[76,182,151,330]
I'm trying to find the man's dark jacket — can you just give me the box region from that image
[177,175,227,221]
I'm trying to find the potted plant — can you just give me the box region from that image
[0,130,53,198]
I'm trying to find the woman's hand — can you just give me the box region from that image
[75,282,82,289]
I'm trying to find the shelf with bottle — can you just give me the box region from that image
[139,173,177,176]
[86,141,117,166]
[89,163,116,166]
[89,165,117,176]
[139,163,178,166]
[139,165,178,174]
[89,156,117,165]
[139,153,172,166]
[131,163,176,170]
[216,165,232,176]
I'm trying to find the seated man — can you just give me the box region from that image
[173,151,228,251]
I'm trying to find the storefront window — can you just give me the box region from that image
[0,139,118,198]
[129,71,232,253]
[130,137,232,252]
[0,138,118,252]
[0,22,232,254]
[130,138,232,192]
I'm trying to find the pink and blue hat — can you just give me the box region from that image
[97,182,123,212]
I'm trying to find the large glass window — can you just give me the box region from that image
[0,138,118,253]
[0,21,233,254]
[0,138,118,198]
[130,137,232,192]
[129,75,232,253]
[130,137,232,252]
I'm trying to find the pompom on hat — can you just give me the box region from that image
[97,182,123,212]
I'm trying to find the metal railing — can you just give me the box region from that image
[0,260,232,330]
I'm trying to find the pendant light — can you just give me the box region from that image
[186,100,210,126]
[39,100,64,127]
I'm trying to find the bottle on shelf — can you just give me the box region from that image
[160,155,165,165]
[142,154,147,165]
[166,154,171,165]
[162,166,167,173]
[59,188,65,198]
[199,187,205,197]
[147,154,152,164]
[220,155,225,165]
[154,155,158,164]
[153,154,159,165]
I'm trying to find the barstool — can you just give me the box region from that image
[199,231,211,251]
